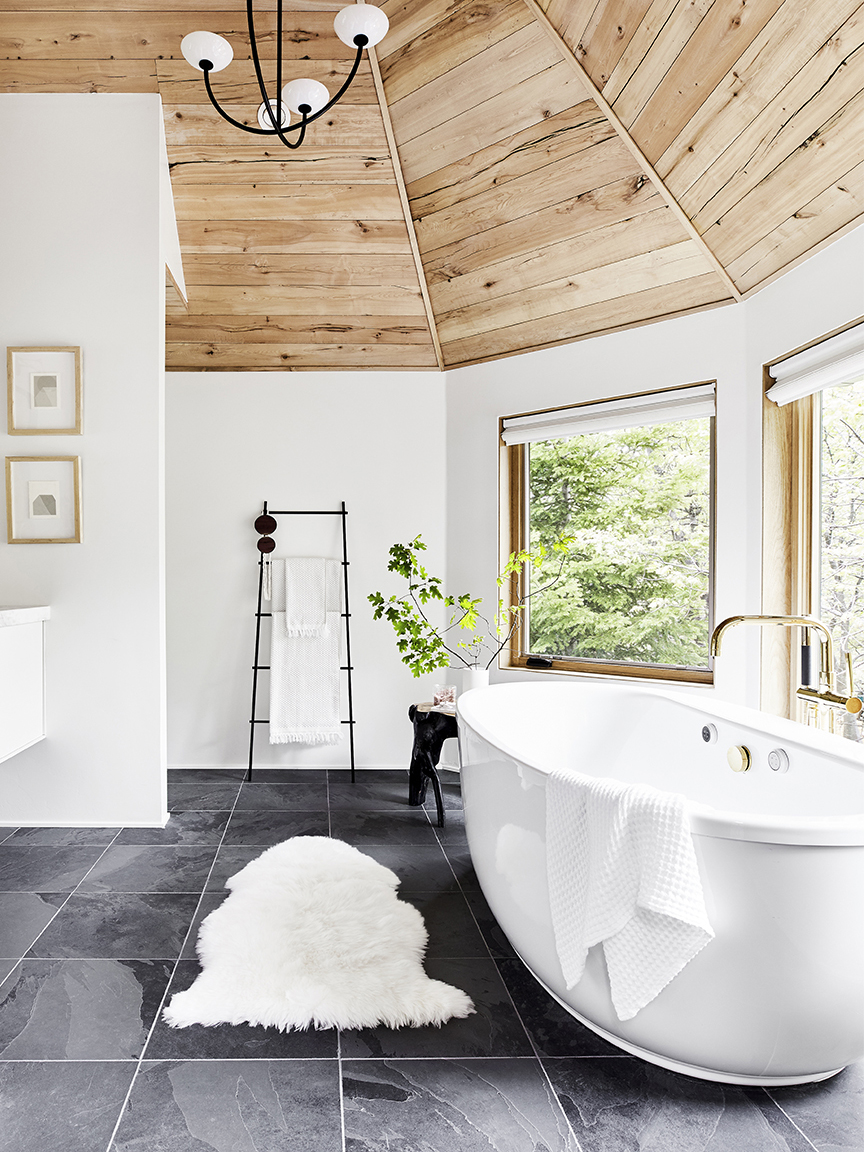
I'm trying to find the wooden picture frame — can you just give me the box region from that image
[7,346,82,435]
[6,456,82,543]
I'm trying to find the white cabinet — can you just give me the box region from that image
[0,607,49,763]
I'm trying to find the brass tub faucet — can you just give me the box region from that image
[710,614,860,716]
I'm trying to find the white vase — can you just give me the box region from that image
[460,665,490,694]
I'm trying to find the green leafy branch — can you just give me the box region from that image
[368,533,573,677]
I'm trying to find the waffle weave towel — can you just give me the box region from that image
[269,558,341,745]
[546,769,714,1020]
[283,557,337,637]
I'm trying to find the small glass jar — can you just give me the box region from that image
[433,684,457,707]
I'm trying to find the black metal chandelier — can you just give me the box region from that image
[180,1,389,151]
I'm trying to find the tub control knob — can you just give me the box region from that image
[727,745,751,773]
[768,748,789,772]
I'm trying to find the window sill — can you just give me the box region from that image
[501,652,714,686]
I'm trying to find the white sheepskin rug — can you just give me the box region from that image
[162,836,475,1031]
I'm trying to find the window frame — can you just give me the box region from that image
[499,384,717,684]
[761,316,864,718]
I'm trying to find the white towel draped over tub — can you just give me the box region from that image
[269,558,342,745]
[546,769,714,1021]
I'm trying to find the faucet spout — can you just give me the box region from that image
[710,614,836,693]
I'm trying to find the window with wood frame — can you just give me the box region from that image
[762,320,864,719]
[500,383,716,683]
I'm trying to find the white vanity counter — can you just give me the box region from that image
[0,606,49,762]
[0,606,50,628]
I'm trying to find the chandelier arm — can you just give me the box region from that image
[202,66,284,135]
[276,0,283,129]
[282,113,310,149]
[301,42,365,126]
[246,0,301,146]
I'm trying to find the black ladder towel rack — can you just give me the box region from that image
[247,500,356,783]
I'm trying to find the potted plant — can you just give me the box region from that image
[368,534,572,688]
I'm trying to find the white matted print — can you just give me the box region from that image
[7,347,82,434]
[6,456,81,543]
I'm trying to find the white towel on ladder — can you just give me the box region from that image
[546,769,714,1021]
[269,558,342,745]
[283,557,332,636]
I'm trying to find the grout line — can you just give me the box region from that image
[104,782,245,1152]
[336,1028,346,1152]
[763,1090,822,1151]
[0,828,127,990]
[432,809,586,1152]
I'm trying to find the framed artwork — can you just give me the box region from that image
[6,456,81,543]
[7,347,82,434]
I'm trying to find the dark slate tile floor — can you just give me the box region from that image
[0,766,860,1152]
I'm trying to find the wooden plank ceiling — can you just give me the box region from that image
[2,0,862,371]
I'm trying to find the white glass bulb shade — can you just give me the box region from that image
[333,4,389,48]
[282,78,330,115]
[181,30,234,72]
[257,98,290,130]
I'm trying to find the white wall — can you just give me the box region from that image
[166,372,447,769]
[0,95,168,825]
[445,226,864,707]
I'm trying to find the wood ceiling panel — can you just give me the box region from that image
[164,314,434,343]
[700,86,864,264]
[429,206,688,314]
[389,23,561,145]
[378,0,533,102]
[164,104,387,149]
[683,37,864,225]
[538,0,602,53]
[424,176,664,282]
[397,61,586,183]
[0,59,158,91]
[407,102,615,217]
[165,341,438,368]
[156,57,378,104]
[625,0,788,159]
[168,148,394,184]
[170,181,404,219]
[654,0,864,196]
[568,0,656,89]
[414,137,643,253]
[727,160,864,294]
[181,253,420,286]
[176,218,413,253]
[597,0,712,110]
[436,239,714,344]
[440,272,731,366]
[0,0,340,9]
[0,11,355,59]
[180,283,427,316]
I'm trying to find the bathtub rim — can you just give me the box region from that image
[456,682,864,846]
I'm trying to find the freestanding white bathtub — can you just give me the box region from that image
[457,681,864,1086]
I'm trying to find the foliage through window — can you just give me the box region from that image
[818,375,864,689]
[505,394,714,680]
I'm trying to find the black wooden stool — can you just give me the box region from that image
[407,703,458,828]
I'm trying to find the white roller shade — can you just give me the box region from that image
[501,383,715,446]
[766,323,864,407]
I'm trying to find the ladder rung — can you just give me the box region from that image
[250,717,354,725]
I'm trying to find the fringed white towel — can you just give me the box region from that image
[270,558,341,745]
[546,769,714,1021]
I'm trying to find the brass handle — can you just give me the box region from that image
[727,745,751,773]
